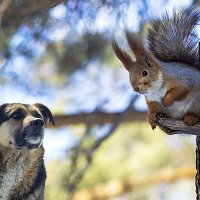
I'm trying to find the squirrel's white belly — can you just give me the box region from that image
[145,88,166,103]
[164,100,191,119]
[145,89,193,119]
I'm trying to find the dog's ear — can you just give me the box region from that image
[33,103,55,126]
[0,104,10,125]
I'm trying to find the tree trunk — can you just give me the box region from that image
[196,136,200,199]
[156,116,200,199]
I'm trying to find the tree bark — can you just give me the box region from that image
[196,136,200,200]
[156,116,200,135]
[156,116,200,200]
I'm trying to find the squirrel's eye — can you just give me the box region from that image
[142,70,148,77]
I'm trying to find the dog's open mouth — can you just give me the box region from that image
[26,133,43,145]
[13,131,44,150]
[26,133,44,149]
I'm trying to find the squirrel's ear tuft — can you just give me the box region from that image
[125,31,159,68]
[140,52,154,67]
[112,39,134,71]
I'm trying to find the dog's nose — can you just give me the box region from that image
[31,119,44,128]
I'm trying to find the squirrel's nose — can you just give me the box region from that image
[134,87,139,92]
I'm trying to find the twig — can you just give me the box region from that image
[65,95,139,199]
[89,95,138,154]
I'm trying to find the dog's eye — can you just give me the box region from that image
[32,111,42,118]
[11,112,22,120]
[34,113,42,119]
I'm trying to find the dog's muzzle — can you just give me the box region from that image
[14,119,45,149]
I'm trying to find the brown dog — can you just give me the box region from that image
[0,103,54,200]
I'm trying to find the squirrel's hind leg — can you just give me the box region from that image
[183,113,199,126]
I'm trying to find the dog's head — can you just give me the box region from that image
[0,103,54,150]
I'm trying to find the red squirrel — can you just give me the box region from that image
[112,8,200,131]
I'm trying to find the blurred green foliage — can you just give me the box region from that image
[45,122,195,199]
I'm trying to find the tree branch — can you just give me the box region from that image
[48,110,146,128]
[156,116,200,135]
[1,0,66,28]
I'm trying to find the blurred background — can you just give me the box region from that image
[0,0,199,199]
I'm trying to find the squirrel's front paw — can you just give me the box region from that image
[157,112,167,118]
[148,113,157,130]
[183,114,199,126]
[162,96,173,107]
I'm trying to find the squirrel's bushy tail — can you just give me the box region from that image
[148,7,200,68]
